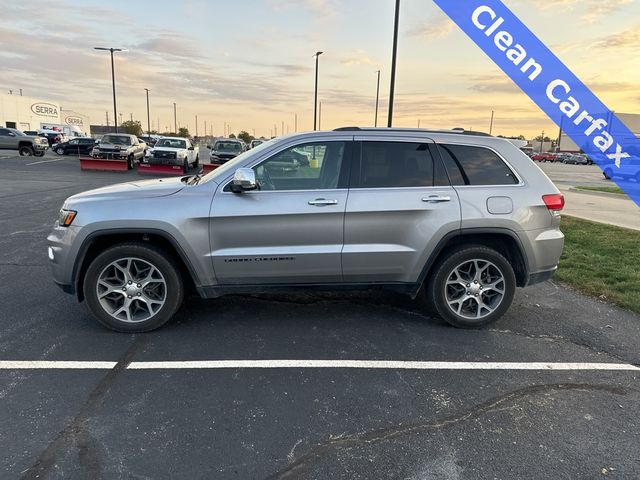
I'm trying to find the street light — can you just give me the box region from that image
[387,0,400,127]
[313,51,323,131]
[94,47,127,133]
[144,89,151,138]
[374,70,381,127]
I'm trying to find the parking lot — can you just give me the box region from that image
[1,152,639,479]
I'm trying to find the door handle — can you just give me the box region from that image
[422,195,451,203]
[308,198,338,206]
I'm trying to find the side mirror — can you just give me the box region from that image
[188,146,194,151]
[231,168,257,192]
[8,132,15,137]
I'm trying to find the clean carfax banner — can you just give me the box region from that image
[433,0,640,208]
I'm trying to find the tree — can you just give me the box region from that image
[228,133,236,139]
[237,131,254,144]
[120,120,143,137]
[177,127,190,138]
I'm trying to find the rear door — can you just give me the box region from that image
[209,136,353,284]
[342,136,461,283]
[0,129,12,149]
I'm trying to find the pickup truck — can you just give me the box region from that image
[91,134,146,169]
[0,128,49,156]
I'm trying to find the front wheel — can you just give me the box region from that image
[19,146,34,156]
[127,154,134,170]
[426,246,516,328]
[83,243,184,332]
[183,157,189,174]
[193,155,199,168]
[55,147,65,155]
[603,169,613,180]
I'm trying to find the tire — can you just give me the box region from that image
[34,151,45,157]
[194,155,199,168]
[19,146,34,156]
[425,245,516,328]
[55,147,65,155]
[127,154,134,170]
[603,168,613,180]
[183,157,189,174]
[83,243,184,332]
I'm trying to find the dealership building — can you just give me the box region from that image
[558,112,640,152]
[0,93,90,137]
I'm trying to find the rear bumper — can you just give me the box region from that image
[525,268,557,286]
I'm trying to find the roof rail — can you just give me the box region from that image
[332,126,492,136]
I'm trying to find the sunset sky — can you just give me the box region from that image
[1,0,638,138]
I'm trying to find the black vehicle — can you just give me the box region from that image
[209,139,244,163]
[22,130,39,136]
[53,137,97,155]
[40,131,67,146]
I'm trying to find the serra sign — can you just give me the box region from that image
[31,103,59,117]
[65,116,84,126]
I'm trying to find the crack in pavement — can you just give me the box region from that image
[265,383,629,480]
[19,335,149,480]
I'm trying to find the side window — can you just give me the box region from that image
[438,144,518,186]
[0,129,10,136]
[252,142,346,191]
[355,141,434,188]
[69,139,79,145]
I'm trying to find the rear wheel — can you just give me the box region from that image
[19,146,34,156]
[55,147,65,155]
[183,157,189,174]
[426,246,516,328]
[83,243,184,332]
[603,168,613,180]
[127,154,134,170]
[194,155,199,168]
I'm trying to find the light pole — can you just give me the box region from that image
[195,115,198,137]
[144,88,151,137]
[313,51,323,131]
[173,103,177,134]
[387,0,400,127]
[489,110,494,135]
[94,47,127,133]
[374,70,381,127]
[319,101,322,130]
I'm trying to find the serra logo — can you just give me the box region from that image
[65,116,84,126]
[31,103,59,117]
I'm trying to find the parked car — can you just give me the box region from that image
[250,139,265,149]
[139,135,158,147]
[39,131,69,146]
[146,137,198,173]
[563,154,589,165]
[53,137,97,155]
[48,127,565,332]
[209,139,244,163]
[90,134,145,169]
[0,127,49,156]
[602,158,640,182]
[22,130,39,136]
[531,152,556,162]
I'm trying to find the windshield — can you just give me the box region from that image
[214,141,242,152]
[156,138,187,149]
[200,138,277,184]
[101,135,132,145]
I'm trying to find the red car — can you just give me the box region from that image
[531,153,556,162]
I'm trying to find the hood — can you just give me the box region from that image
[66,177,185,204]
[152,146,187,152]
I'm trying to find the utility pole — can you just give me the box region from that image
[94,47,126,133]
[418,119,421,128]
[294,113,298,132]
[374,70,381,127]
[204,120,207,140]
[274,124,277,136]
[195,115,198,137]
[313,51,323,131]
[489,110,494,135]
[281,120,284,137]
[144,88,151,137]
[540,130,545,153]
[106,111,109,127]
[173,103,177,134]
[130,113,133,122]
[319,101,322,130]
[387,0,400,127]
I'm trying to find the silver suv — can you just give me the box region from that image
[47,128,565,332]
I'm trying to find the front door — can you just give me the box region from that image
[209,138,352,284]
[342,136,461,283]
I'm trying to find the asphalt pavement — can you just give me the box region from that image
[1,152,639,479]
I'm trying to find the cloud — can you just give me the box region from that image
[407,17,455,40]
[592,25,640,50]
[340,49,384,68]
[465,75,522,95]
[268,0,337,18]
[526,0,634,22]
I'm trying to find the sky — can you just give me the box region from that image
[1,0,639,138]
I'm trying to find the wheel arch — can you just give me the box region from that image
[73,229,199,302]
[414,228,530,296]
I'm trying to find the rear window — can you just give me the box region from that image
[438,144,518,186]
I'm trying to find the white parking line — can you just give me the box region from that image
[25,158,66,166]
[0,360,638,371]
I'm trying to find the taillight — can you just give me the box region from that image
[542,194,564,211]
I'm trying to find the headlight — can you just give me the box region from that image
[58,209,77,227]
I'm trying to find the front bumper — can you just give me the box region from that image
[47,224,82,297]
[34,143,49,152]
[92,150,129,159]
